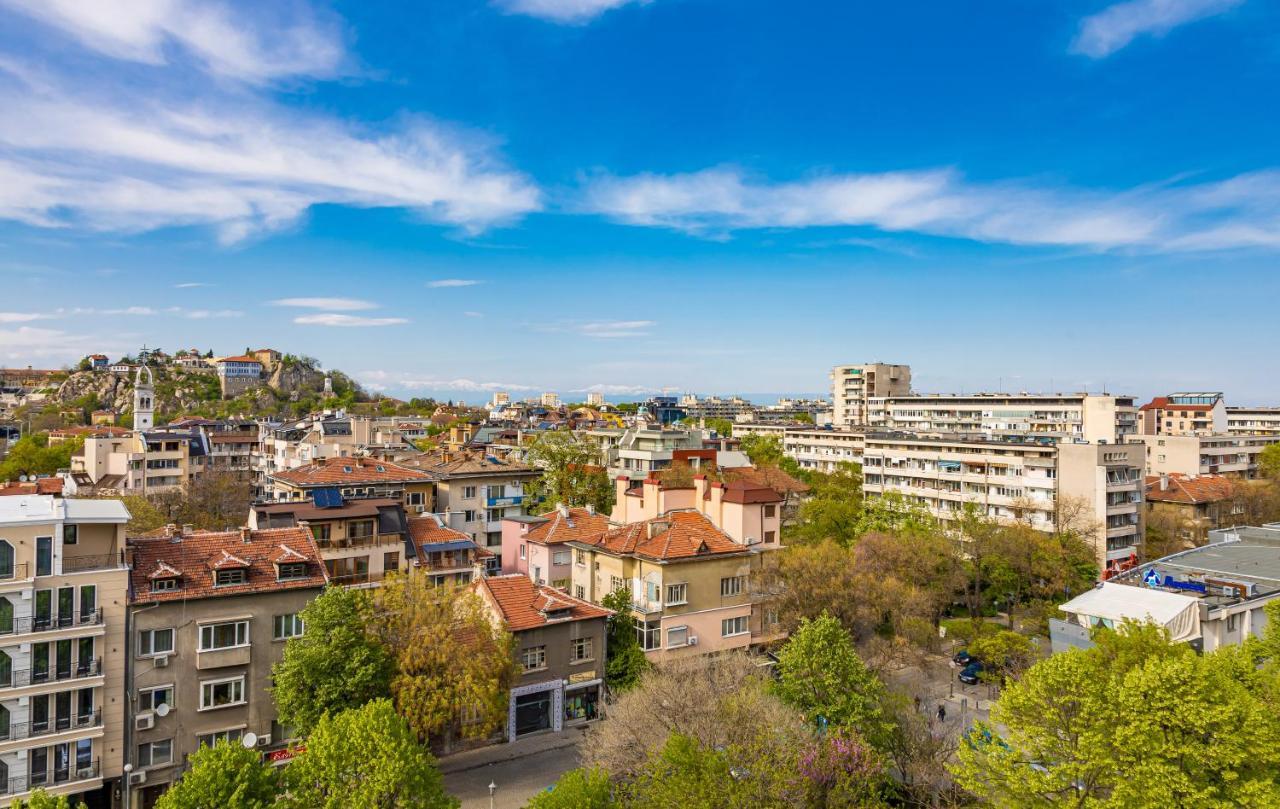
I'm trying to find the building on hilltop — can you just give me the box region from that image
[213,356,264,399]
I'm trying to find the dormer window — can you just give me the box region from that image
[343,466,353,474]
[544,607,572,621]
[215,569,248,587]
[376,465,385,472]
[277,562,308,581]
[152,578,180,592]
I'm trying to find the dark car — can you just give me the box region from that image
[958,661,985,685]
[953,649,973,666]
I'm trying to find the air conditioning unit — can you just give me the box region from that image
[153,655,170,668]
[687,636,698,647]
[257,734,272,747]
[128,771,147,786]
[135,713,155,731]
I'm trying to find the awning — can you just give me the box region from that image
[418,540,478,554]
[1059,582,1200,642]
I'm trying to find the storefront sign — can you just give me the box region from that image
[1161,576,1207,594]
[264,746,302,765]
[568,670,597,684]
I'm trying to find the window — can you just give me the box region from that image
[463,486,477,499]
[214,569,248,587]
[553,551,570,566]
[575,585,585,599]
[277,562,307,581]
[312,524,331,541]
[720,576,745,597]
[721,616,749,637]
[575,549,587,566]
[199,621,248,651]
[36,537,52,577]
[571,637,594,662]
[200,677,246,710]
[521,645,546,671]
[763,530,776,544]
[763,505,777,518]
[665,583,688,605]
[383,551,400,573]
[519,545,526,560]
[138,685,173,712]
[348,520,375,539]
[138,628,175,657]
[137,739,172,768]
[152,578,179,592]
[197,728,242,749]
[463,510,477,523]
[486,509,501,523]
[273,614,304,640]
[666,626,688,647]
[63,525,78,545]
[1227,613,1239,633]
[408,491,424,506]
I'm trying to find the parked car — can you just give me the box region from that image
[952,649,973,666]
[958,661,985,685]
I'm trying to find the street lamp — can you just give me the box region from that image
[122,763,133,809]
[488,781,497,809]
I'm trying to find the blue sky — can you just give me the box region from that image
[1,0,1278,403]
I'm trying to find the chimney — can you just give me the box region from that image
[585,503,595,516]
[181,524,194,536]
[647,519,670,540]
[240,527,252,544]
[1159,474,1169,491]
[557,502,570,518]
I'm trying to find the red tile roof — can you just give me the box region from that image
[129,526,327,605]
[408,514,470,546]
[1140,397,1214,413]
[477,574,610,632]
[575,510,747,561]
[0,478,64,497]
[522,507,612,545]
[270,457,433,487]
[216,355,262,364]
[1145,474,1236,504]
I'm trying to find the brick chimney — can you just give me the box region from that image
[240,527,252,544]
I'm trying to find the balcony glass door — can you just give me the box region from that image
[36,537,52,577]
[32,643,49,684]
[0,597,12,635]
[53,742,69,783]
[77,687,93,722]
[55,640,72,680]
[57,588,73,628]
[31,694,48,734]
[34,590,51,631]
[76,638,94,676]
[79,585,96,622]
[30,747,47,787]
[0,541,12,578]
[55,691,71,732]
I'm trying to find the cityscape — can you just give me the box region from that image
[2,1,1280,808]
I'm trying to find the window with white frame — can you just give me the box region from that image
[575,585,586,599]
[463,510,477,523]
[200,676,246,710]
[610,576,624,593]
[214,568,248,587]
[273,614,304,640]
[521,645,546,671]
[552,551,570,566]
[721,616,749,637]
[571,636,593,662]
[463,486,477,499]
[138,628,175,657]
[575,549,587,566]
[720,576,745,597]
[199,620,249,651]
[197,728,242,749]
[138,685,174,712]
[137,739,172,768]
[519,544,526,560]
[666,626,688,647]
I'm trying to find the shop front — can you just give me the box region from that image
[564,672,601,725]
[508,680,562,741]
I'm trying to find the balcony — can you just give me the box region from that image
[314,532,400,550]
[0,710,102,743]
[0,563,30,582]
[0,657,102,690]
[486,495,523,508]
[1,759,100,798]
[62,553,127,574]
[329,569,393,588]
[0,609,104,639]
[196,645,251,670]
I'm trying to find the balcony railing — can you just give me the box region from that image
[2,759,100,796]
[0,709,102,743]
[0,563,29,582]
[329,570,391,587]
[62,552,126,573]
[0,608,103,638]
[0,657,102,690]
[315,533,400,550]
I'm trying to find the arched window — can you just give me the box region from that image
[0,540,12,579]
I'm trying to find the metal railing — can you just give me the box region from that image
[2,759,100,796]
[62,552,126,573]
[0,657,102,689]
[0,608,103,638]
[0,709,102,743]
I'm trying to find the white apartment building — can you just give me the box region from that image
[1135,433,1280,479]
[862,433,1144,577]
[255,413,413,484]
[830,364,911,428]
[586,427,705,480]
[733,423,867,473]
[867,392,1138,444]
[1227,407,1280,437]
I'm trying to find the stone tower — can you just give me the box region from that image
[133,365,155,431]
[323,376,333,397]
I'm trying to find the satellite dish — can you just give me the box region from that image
[242,732,258,748]
[18,474,28,483]
[154,703,170,717]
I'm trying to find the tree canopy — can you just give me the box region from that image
[154,741,279,809]
[523,431,613,513]
[601,587,649,691]
[0,433,81,480]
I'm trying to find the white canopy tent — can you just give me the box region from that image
[1059,582,1201,643]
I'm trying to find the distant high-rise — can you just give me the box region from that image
[829,363,911,428]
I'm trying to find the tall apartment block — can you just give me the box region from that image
[0,493,130,807]
[1226,407,1280,437]
[829,364,911,428]
[867,392,1139,444]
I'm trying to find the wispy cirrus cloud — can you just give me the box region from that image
[1071,0,1244,58]
[0,311,47,323]
[571,383,657,394]
[579,320,656,338]
[359,370,537,392]
[581,166,1280,252]
[174,282,212,288]
[495,0,650,24]
[0,324,120,361]
[426,279,482,288]
[294,313,409,327]
[271,297,378,311]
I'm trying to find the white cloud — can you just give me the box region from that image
[463,311,484,318]
[272,297,378,311]
[571,383,657,394]
[495,0,649,24]
[0,312,46,323]
[0,0,348,83]
[1071,0,1243,58]
[294,313,409,327]
[579,320,656,338]
[0,325,115,361]
[427,279,482,288]
[181,309,242,319]
[174,282,211,288]
[582,166,1280,252]
[359,370,537,392]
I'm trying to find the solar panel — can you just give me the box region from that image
[312,487,343,508]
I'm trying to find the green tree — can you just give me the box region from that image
[601,588,649,691]
[280,700,459,809]
[967,630,1037,682]
[272,586,395,735]
[530,768,618,809]
[787,463,865,546]
[1260,442,1280,480]
[739,434,784,468]
[0,433,82,480]
[155,741,279,809]
[11,791,87,809]
[705,417,734,437]
[523,431,613,513]
[774,614,892,748]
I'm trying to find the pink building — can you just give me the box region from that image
[501,505,611,590]
[611,475,783,549]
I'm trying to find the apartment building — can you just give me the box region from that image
[587,426,705,480]
[1226,407,1280,437]
[475,575,608,742]
[263,456,435,512]
[861,433,1145,576]
[830,363,911,428]
[213,356,263,398]
[127,526,327,808]
[408,514,495,586]
[501,506,612,591]
[69,429,208,495]
[255,413,414,484]
[733,423,868,472]
[0,493,130,807]
[1138,392,1227,436]
[400,451,539,550]
[867,392,1138,444]
[1135,433,1280,479]
[248,496,412,587]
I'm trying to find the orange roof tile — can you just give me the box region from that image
[576,510,747,561]
[522,507,612,545]
[270,457,433,487]
[216,355,262,364]
[1145,474,1236,505]
[408,514,472,553]
[477,574,610,632]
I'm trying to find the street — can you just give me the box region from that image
[442,734,583,809]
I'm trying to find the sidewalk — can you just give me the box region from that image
[438,726,587,776]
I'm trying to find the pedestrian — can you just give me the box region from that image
[937,703,947,723]
[913,695,921,713]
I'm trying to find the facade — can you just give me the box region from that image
[1138,392,1227,436]
[830,363,911,428]
[733,423,868,472]
[1145,473,1237,546]
[132,367,154,432]
[584,392,604,407]
[213,356,264,398]
[589,426,705,480]
[861,434,1145,576]
[264,456,435,511]
[0,494,130,807]
[407,515,494,586]
[1226,406,1280,437]
[249,497,412,587]
[126,526,327,808]
[401,451,540,550]
[71,430,207,495]
[255,413,413,485]
[501,506,612,591]
[1134,433,1280,479]
[475,575,608,742]
[866,392,1138,444]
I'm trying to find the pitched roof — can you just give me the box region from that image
[0,477,64,497]
[216,355,262,364]
[722,466,810,497]
[522,507,612,545]
[408,513,470,548]
[128,526,327,605]
[477,574,610,632]
[1145,474,1236,505]
[1140,396,1214,413]
[401,449,535,478]
[576,510,747,562]
[270,457,433,487]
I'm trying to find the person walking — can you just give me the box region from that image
[936,703,947,723]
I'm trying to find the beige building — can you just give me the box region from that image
[1135,433,1280,480]
[126,526,328,809]
[830,363,911,428]
[399,450,540,550]
[861,434,1144,577]
[867,392,1138,444]
[249,497,413,588]
[255,413,414,486]
[0,493,131,807]
[1226,406,1280,437]
[733,423,868,473]
[72,430,204,495]
[1138,392,1226,436]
